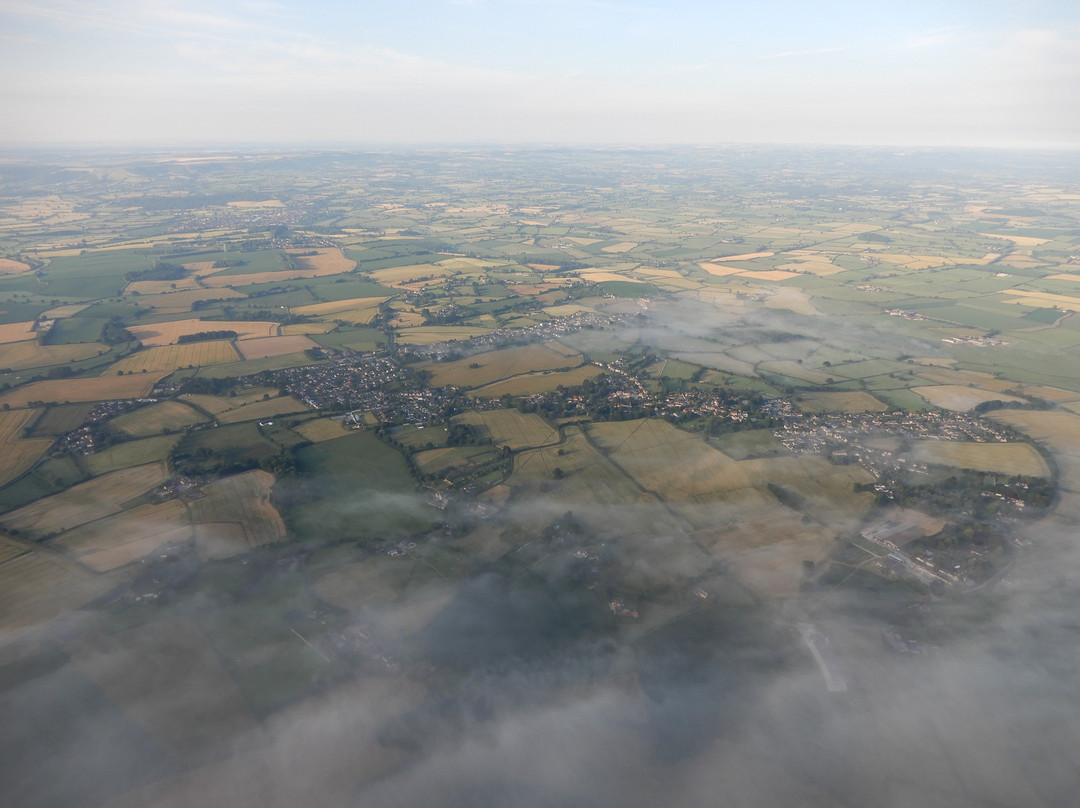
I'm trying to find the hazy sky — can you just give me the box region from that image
[1,0,1078,148]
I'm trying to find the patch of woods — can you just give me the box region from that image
[124,261,189,283]
[177,330,238,344]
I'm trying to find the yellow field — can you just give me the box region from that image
[292,296,387,325]
[0,408,53,486]
[108,400,209,437]
[979,233,1050,247]
[394,325,494,344]
[289,247,357,274]
[0,548,111,632]
[0,258,31,275]
[709,251,775,262]
[453,409,560,450]
[912,385,1026,411]
[0,371,167,408]
[0,321,35,343]
[280,322,338,335]
[52,500,191,572]
[1001,289,1080,312]
[697,263,747,277]
[128,319,278,346]
[125,277,204,295]
[216,395,309,424]
[737,269,800,281]
[576,271,647,284]
[424,344,583,389]
[469,365,603,398]
[908,441,1049,477]
[542,304,595,317]
[0,463,169,539]
[795,391,889,412]
[293,417,349,443]
[368,263,458,287]
[41,303,91,318]
[873,253,954,269]
[106,340,240,373]
[228,199,284,207]
[178,386,279,414]
[236,335,318,360]
[0,340,105,371]
[187,470,287,559]
[600,242,638,253]
[776,260,844,276]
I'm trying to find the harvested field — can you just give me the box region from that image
[576,271,647,284]
[0,548,110,632]
[424,344,583,389]
[395,325,494,345]
[291,297,388,325]
[912,385,1026,411]
[187,470,286,555]
[293,417,349,443]
[600,242,638,253]
[128,319,278,346]
[0,258,31,275]
[199,248,355,287]
[414,446,496,475]
[0,408,53,486]
[107,401,209,437]
[51,500,190,571]
[236,335,318,360]
[216,395,308,424]
[697,264,746,277]
[27,403,94,436]
[1001,290,1080,312]
[795,391,889,413]
[979,233,1050,247]
[179,386,279,414]
[106,340,240,373]
[368,263,458,287]
[453,409,559,450]
[0,322,35,343]
[288,247,356,275]
[542,304,594,317]
[907,441,1050,477]
[41,303,91,318]
[125,277,204,295]
[709,251,774,262]
[469,365,602,397]
[0,372,167,408]
[82,435,181,476]
[0,463,169,540]
[228,199,284,207]
[0,339,106,370]
[737,269,800,281]
[280,322,338,335]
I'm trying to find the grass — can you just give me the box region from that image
[453,409,560,450]
[106,400,209,437]
[424,344,583,389]
[468,365,603,398]
[273,430,439,544]
[81,435,181,476]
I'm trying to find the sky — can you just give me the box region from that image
[1,0,1078,148]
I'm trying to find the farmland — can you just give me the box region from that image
[187,470,287,558]
[106,340,241,373]
[128,319,279,346]
[0,372,168,408]
[0,409,53,486]
[453,408,559,450]
[424,344,584,389]
[106,400,209,437]
[907,441,1050,477]
[51,499,190,572]
[235,335,318,360]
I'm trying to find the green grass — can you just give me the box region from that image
[273,430,440,544]
[81,435,181,476]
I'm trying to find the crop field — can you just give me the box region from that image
[133,288,247,311]
[194,352,317,378]
[0,340,105,370]
[0,258,31,275]
[128,319,278,346]
[0,462,169,539]
[235,335,318,360]
[106,340,240,373]
[280,322,338,335]
[907,441,1050,477]
[912,385,1026,411]
[291,296,388,325]
[0,321,35,343]
[394,325,494,344]
[107,400,209,437]
[453,409,559,450]
[51,499,190,572]
[216,395,309,424]
[81,435,181,476]
[0,408,53,486]
[187,470,287,556]
[292,417,349,443]
[125,277,204,295]
[414,446,497,475]
[0,549,110,632]
[289,247,357,275]
[424,344,584,389]
[468,365,603,398]
[367,263,459,287]
[315,561,399,610]
[795,391,890,412]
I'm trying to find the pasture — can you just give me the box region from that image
[292,417,349,443]
[424,344,583,389]
[81,435,181,476]
[795,391,890,412]
[106,400,209,437]
[27,403,94,436]
[105,340,240,373]
[187,470,287,558]
[215,395,309,424]
[453,409,559,450]
[907,441,1050,477]
[291,296,388,325]
[912,385,1026,411]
